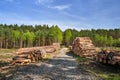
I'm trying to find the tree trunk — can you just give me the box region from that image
[42,38,45,46]
[49,39,51,45]
[39,37,41,46]
[6,39,8,49]
[23,41,25,48]
[27,40,30,47]
[0,38,2,48]
[0,41,2,49]
[20,39,23,48]
[14,40,16,48]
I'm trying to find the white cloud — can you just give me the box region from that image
[35,0,54,5]
[61,12,87,20]
[35,0,71,11]
[48,5,71,10]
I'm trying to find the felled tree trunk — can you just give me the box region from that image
[12,43,60,65]
[72,37,96,57]
[96,50,120,65]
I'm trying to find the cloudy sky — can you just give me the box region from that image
[0,0,120,30]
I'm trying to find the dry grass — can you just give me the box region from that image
[100,47,120,51]
[0,49,16,61]
[0,49,16,69]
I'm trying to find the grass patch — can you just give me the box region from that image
[73,55,88,62]
[100,47,120,51]
[67,51,88,62]
[0,49,15,68]
[0,54,13,59]
[44,53,54,59]
[0,49,16,53]
[44,49,61,60]
[106,74,120,80]
[0,49,15,60]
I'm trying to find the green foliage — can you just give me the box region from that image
[108,36,114,46]
[21,32,27,41]
[49,25,63,44]
[74,55,87,62]
[11,30,20,41]
[55,25,63,44]
[26,31,35,42]
[0,28,5,39]
[0,24,120,48]
[64,29,72,46]
[114,38,120,47]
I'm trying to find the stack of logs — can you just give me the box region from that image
[12,43,60,65]
[72,37,96,57]
[96,50,120,65]
[72,37,120,65]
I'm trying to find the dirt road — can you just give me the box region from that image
[5,48,100,80]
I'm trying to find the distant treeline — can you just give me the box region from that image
[0,24,120,48]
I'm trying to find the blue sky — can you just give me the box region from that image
[0,0,120,30]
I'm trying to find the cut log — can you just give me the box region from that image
[12,43,60,65]
[72,37,96,57]
[96,50,120,65]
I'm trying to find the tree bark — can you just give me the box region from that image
[14,40,16,48]
[0,41,2,48]
[6,39,8,49]
[20,39,23,48]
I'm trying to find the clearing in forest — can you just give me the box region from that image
[2,48,100,80]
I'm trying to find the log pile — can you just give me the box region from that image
[12,43,60,65]
[96,50,120,65]
[72,37,120,65]
[72,37,96,57]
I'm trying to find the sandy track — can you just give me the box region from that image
[6,48,100,80]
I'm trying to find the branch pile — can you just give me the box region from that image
[72,37,96,57]
[12,43,60,65]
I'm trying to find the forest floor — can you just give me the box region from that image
[0,48,101,80]
[0,48,120,80]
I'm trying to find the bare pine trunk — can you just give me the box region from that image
[20,40,23,48]
[42,38,45,46]
[6,39,8,49]
[0,41,2,48]
[39,38,41,46]
[14,41,16,48]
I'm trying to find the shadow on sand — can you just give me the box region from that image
[1,51,100,80]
